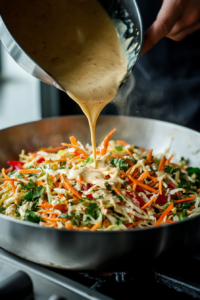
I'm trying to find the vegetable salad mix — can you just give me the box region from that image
[1,129,200,231]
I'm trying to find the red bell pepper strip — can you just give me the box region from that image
[126,191,146,206]
[87,194,94,200]
[7,161,25,170]
[169,182,177,189]
[155,192,168,206]
[37,157,45,163]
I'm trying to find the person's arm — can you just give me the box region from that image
[142,0,200,54]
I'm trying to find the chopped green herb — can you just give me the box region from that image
[24,209,40,223]
[58,213,68,219]
[58,167,65,170]
[84,157,94,165]
[68,167,72,170]
[179,210,188,220]
[110,158,129,172]
[0,207,6,214]
[114,145,123,152]
[86,203,100,220]
[116,220,121,226]
[104,182,111,190]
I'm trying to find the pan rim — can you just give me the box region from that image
[0,114,200,233]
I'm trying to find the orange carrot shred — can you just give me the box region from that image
[120,171,159,194]
[165,154,174,165]
[176,196,195,203]
[100,129,116,156]
[116,140,128,146]
[138,170,149,182]
[19,169,41,174]
[60,174,82,199]
[69,136,78,146]
[158,156,167,171]
[40,146,66,152]
[91,221,102,231]
[146,149,153,165]
[154,203,174,226]
[141,196,156,210]
[159,180,163,195]
[61,143,89,157]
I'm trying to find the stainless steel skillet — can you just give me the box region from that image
[1,115,200,271]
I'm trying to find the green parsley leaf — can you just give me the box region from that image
[23,191,33,200]
[32,187,45,200]
[110,158,129,172]
[0,207,6,214]
[104,182,111,190]
[114,145,123,152]
[116,220,121,226]
[58,167,65,170]
[179,210,188,221]
[86,203,100,220]
[24,209,40,223]
[84,157,94,165]
[68,167,72,170]
[58,213,68,219]
[178,182,192,189]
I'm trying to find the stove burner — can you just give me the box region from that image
[80,271,134,283]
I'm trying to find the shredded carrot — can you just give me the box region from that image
[100,129,116,156]
[189,205,195,211]
[68,154,83,166]
[141,196,156,210]
[69,136,78,146]
[38,204,53,208]
[60,174,82,199]
[124,149,133,156]
[0,181,8,190]
[10,181,16,194]
[146,149,153,165]
[104,219,110,228]
[91,221,102,231]
[112,186,122,196]
[166,219,175,223]
[176,196,195,203]
[120,171,159,194]
[66,224,74,230]
[76,175,83,183]
[0,178,17,182]
[116,140,128,146]
[38,210,60,215]
[165,154,174,165]
[138,170,149,181]
[159,180,163,195]
[154,203,174,226]
[61,143,89,157]
[36,180,46,186]
[18,169,41,174]
[111,154,122,159]
[2,168,9,179]
[126,220,141,229]
[149,176,157,183]
[40,146,66,152]
[158,156,167,171]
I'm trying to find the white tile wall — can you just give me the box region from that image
[0,46,41,129]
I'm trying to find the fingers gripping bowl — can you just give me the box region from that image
[1,116,200,270]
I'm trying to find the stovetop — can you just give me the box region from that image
[1,247,200,300]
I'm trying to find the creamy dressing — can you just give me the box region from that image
[66,157,120,189]
[1,0,128,167]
